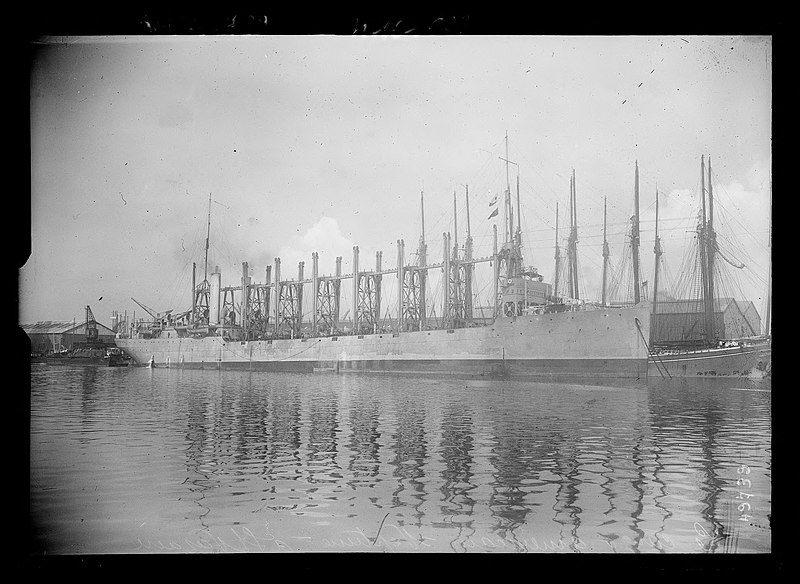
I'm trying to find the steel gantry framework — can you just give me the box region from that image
[198,240,519,340]
[182,138,547,341]
[187,210,504,341]
[314,254,342,336]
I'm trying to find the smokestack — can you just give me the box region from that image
[209,267,221,325]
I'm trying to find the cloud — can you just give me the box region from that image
[276,216,357,277]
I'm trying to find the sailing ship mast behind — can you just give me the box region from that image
[650,187,663,346]
[765,176,771,337]
[191,193,213,329]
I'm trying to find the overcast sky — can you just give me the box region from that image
[23,35,772,326]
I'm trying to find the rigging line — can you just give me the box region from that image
[714,233,759,271]
[715,229,758,274]
[708,165,767,220]
[715,246,745,270]
[155,252,194,310]
[711,196,768,251]
[716,218,768,257]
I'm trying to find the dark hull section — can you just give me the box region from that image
[31,355,131,367]
[138,356,648,380]
[648,342,771,379]
[32,356,108,367]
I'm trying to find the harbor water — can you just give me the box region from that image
[29,365,771,554]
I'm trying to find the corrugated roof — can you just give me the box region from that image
[21,320,116,335]
[21,321,77,334]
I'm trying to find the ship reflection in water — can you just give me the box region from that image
[29,366,771,553]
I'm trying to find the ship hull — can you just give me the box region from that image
[116,305,652,379]
[648,341,771,378]
[30,355,131,367]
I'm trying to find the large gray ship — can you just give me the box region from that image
[116,139,652,379]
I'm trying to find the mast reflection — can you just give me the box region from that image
[346,387,382,491]
[438,401,477,552]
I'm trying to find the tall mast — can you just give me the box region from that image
[632,161,641,304]
[765,176,771,336]
[505,132,512,243]
[192,262,197,324]
[567,174,573,298]
[516,173,522,246]
[492,224,499,316]
[707,156,716,315]
[419,189,427,329]
[553,202,560,299]
[464,184,473,321]
[192,192,213,328]
[568,169,579,299]
[699,155,712,343]
[573,169,579,299]
[451,190,461,325]
[505,131,510,194]
[203,192,212,282]
[465,185,471,240]
[601,196,609,306]
[498,131,520,272]
[420,189,426,254]
[453,190,458,258]
[651,187,662,345]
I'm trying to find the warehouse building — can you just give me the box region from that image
[652,297,762,345]
[23,320,117,354]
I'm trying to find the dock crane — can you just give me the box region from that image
[71,304,116,356]
[85,305,99,342]
[131,297,174,332]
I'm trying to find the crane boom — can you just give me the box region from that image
[131,297,163,319]
[85,305,98,342]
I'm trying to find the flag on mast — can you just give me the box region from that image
[488,207,499,220]
[488,193,498,206]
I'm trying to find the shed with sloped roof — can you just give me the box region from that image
[22,319,116,353]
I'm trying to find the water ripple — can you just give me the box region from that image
[30,366,771,554]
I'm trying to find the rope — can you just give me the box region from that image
[635,317,670,379]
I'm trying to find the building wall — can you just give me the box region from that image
[721,300,762,338]
[741,302,762,337]
[63,331,116,347]
[28,334,56,353]
[653,312,705,344]
[653,301,761,344]
[27,322,117,353]
[526,280,552,305]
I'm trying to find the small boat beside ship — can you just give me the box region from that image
[648,338,770,379]
[31,346,131,367]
